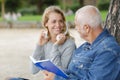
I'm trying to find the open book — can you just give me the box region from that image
[30,56,68,79]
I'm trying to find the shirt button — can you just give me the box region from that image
[78,64,83,68]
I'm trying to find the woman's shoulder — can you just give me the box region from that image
[59,37,76,50]
[65,38,75,46]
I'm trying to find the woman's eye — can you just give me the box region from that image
[51,20,56,23]
[59,20,63,23]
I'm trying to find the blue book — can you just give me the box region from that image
[30,56,68,79]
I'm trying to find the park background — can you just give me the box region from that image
[0,0,113,80]
[0,0,109,28]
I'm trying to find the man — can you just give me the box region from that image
[44,5,120,80]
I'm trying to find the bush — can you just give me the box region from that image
[18,6,38,15]
[97,0,110,10]
[67,3,80,12]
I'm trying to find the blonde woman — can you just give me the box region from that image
[30,6,76,79]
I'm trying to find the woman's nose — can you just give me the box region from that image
[56,22,60,27]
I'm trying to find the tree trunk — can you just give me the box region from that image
[37,0,44,14]
[1,0,5,19]
[105,0,120,44]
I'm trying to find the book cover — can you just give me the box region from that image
[30,56,68,79]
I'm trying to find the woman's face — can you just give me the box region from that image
[45,12,64,36]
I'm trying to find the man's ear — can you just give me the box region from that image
[83,24,90,34]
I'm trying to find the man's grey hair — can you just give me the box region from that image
[75,5,102,28]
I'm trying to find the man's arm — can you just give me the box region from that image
[80,50,120,80]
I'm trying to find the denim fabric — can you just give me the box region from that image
[55,29,120,80]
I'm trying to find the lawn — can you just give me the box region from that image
[0,10,108,22]
[0,17,2,21]
[18,15,42,21]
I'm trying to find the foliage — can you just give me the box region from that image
[0,0,58,15]
[97,0,110,10]
[67,3,80,13]
[5,0,23,12]
[28,0,59,14]
[18,6,38,15]
[58,0,79,12]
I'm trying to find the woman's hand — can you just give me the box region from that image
[38,31,49,46]
[55,33,66,45]
[42,70,55,80]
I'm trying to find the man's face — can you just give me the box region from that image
[74,17,87,40]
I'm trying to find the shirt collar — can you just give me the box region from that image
[91,28,110,48]
[84,28,110,50]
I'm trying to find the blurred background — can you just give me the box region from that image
[0,0,110,80]
[0,0,110,28]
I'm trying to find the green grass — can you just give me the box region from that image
[0,10,108,22]
[0,17,2,21]
[66,14,75,21]
[18,15,42,21]
[18,14,75,22]
[101,10,108,21]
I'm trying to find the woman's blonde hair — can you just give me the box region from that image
[42,5,69,37]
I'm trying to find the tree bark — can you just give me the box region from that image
[105,0,120,44]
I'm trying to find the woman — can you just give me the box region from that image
[30,6,76,79]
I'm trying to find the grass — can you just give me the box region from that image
[18,15,42,22]
[66,14,75,21]
[0,17,2,21]
[101,10,108,21]
[0,10,108,22]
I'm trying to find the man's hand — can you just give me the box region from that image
[42,70,55,80]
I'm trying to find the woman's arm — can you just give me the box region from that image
[30,44,45,74]
[50,38,76,69]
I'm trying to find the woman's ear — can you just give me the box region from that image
[45,23,48,28]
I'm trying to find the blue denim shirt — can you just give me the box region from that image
[54,29,120,80]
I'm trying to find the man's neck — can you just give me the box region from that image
[89,27,103,44]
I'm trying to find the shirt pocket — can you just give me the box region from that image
[73,56,93,70]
